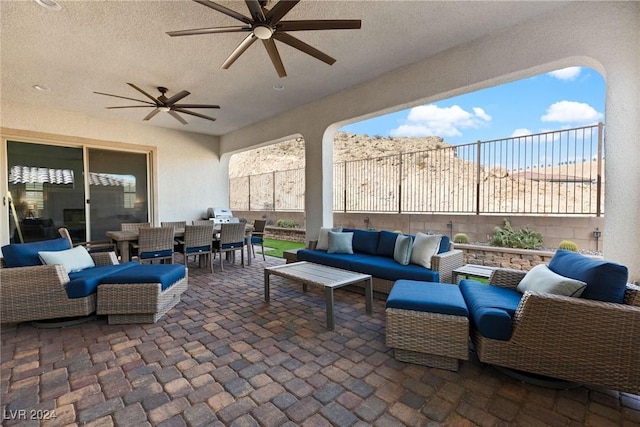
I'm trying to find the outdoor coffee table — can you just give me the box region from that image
[264,261,373,330]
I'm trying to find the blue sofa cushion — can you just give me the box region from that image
[548,250,628,304]
[67,261,139,298]
[387,280,468,317]
[2,238,71,268]
[297,249,368,271]
[438,235,450,254]
[102,264,186,291]
[376,230,399,258]
[350,256,439,283]
[460,279,522,341]
[343,229,379,255]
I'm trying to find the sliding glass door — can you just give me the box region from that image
[87,148,148,241]
[7,142,85,243]
[6,141,149,243]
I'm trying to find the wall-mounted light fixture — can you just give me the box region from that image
[593,227,602,251]
[447,220,453,239]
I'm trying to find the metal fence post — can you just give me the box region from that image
[398,153,403,214]
[596,122,603,217]
[475,140,481,215]
[272,171,276,211]
[248,175,251,211]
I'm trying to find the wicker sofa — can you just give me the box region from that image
[1,249,122,324]
[1,237,188,324]
[460,250,640,394]
[297,228,463,295]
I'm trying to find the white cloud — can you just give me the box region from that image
[541,100,603,124]
[548,67,581,81]
[510,128,532,138]
[390,104,491,137]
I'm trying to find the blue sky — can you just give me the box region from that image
[340,67,605,145]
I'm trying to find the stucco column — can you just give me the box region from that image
[603,60,640,283]
[302,125,337,244]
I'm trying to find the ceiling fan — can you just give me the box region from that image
[167,0,361,78]
[93,83,220,125]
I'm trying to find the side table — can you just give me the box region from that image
[452,264,496,284]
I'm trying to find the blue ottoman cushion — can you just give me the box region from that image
[101,264,186,291]
[386,280,469,317]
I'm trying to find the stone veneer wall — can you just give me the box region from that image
[454,244,557,271]
[235,211,605,251]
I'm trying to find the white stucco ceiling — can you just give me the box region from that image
[1,0,569,136]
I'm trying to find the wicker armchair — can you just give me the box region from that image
[471,268,640,394]
[0,252,118,324]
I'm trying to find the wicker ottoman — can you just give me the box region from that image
[386,280,469,371]
[97,264,188,324]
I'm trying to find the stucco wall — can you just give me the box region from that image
[221,2,640,281]
[0,102,223,242]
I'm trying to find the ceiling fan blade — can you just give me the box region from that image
[221,33,258,69]
[245,0,265,22]
[266,0,300,23]
[106,105,156,109]
[127,83,160,103]
[165,90,191,105]
[167,25,251,37]
[174,108,217,122]
[169,111,188,125]
[278,20,362,31]
[263,38,286,78]
[93,92,156,106]
[193,0,253,24]
[143,108,161,121]
[172,104,220,109]
[274,32,335,65]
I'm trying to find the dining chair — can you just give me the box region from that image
[58,227,116,253]
[161,221,187,230]
[137,226,175,264]
[120,222,151,232]
[192,220,212,226]
[176,224,215,272]
[249,219,267,261]
[121,222,151,258]
[212,222,246,271]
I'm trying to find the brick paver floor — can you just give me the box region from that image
[1,256,639,426]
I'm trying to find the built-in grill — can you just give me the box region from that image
[207,207,240,225]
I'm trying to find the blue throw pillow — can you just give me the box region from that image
[548,250,628,303]
[1,238,71,267]
[343,229,379,255]
[377,230,399,258]
[327,231,354,254]
[438,235,451,253]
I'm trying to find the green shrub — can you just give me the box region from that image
[558,240,578,251]
[489,219,543,249]
[276,219,298,228]
[453,233,469,244]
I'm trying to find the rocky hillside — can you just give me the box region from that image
[229,132,449,177]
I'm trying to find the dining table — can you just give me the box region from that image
[106,224,254,265]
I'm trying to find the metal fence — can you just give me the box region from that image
[230,123,604,216]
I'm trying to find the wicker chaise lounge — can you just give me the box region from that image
[466,266,640,394]
[0,251,118,324]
